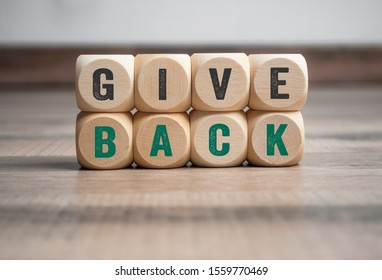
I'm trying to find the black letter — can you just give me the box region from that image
[115,266,121,276]
[93,68,114,100]
[209,68,232,100]
[159,68,167,100]
[270,67,289,99]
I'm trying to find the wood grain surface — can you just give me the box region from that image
[1,47,382,85]
[0,85,382,259]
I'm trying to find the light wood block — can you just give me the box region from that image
[133,112,190,168]
[135,54,191,112]
[190,110,247,167]
[191,53,250,111]
[247,110,304,166]
[248,54,308,111]
[76,112,133,169]
[76,55,134,112]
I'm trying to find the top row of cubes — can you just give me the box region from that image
[76,53,308,113]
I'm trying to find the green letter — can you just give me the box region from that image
[150,125,173,157]
[267,124,288,156]
[209,123,230,156]
[95,126,116,158]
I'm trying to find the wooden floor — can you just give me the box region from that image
[0,84,381,259]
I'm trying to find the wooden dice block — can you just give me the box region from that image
[190,110,247,167]
[133,112,190,168]
[76,112,133,169]
[76,55,134,112]
[248,54,308,111]
[247,110,304,166]
[192,53,250,111]
[135,54,191,112]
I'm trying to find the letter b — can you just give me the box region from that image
[95,126,116,158]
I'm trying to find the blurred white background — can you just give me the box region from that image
[0,0,381,46]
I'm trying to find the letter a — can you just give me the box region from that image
[150,125,173,157]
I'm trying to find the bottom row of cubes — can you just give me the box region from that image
[76,110,304,169]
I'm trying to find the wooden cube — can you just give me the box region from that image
[135,54,191,112]
[76,112,133,169]
[133,112,190,168]
[76,55,134,112]
[247,110,304,166]
[248,54,308,111]
[190,110,247,167]
[192,53,250,111]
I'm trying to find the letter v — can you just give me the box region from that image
[209,68,232,100]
